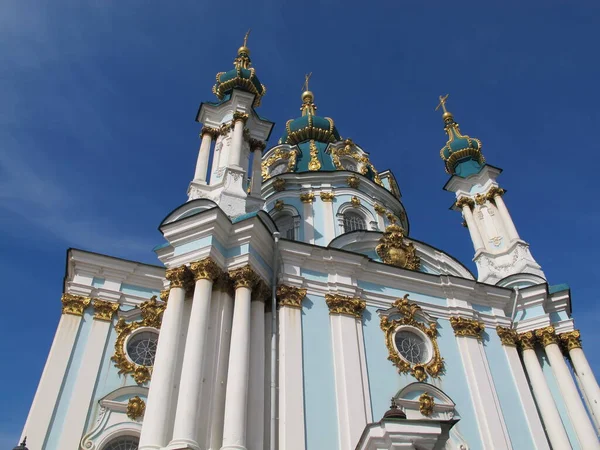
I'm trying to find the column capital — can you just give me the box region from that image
[92,299,120,321]
[486,186,506,201]
[325,293,366,319]
[200,126,219,138]
[251,280,271,302]
[249,138,266,152]
[229,265,260,289]
[320,191,335,202]
[496,325,519,347]
[300,192,315,203]
[214,273,235,295]
[535,326,558,347]
[449,316,485,339]
[189,258,222,281]
[455,196,475,210]
[165,265,193,290]
[374,203,386,215]
[559,330,582,351]
[233,111,249,123]
[61,293,91,316]
[277,284,307,309]
[518,331,536,350]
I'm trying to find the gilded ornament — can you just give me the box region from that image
[376,224,421,270]
[308,140,322,171]
[449,316,485,339]
[535,326,558,347]
[351,196,361,207]
[200,126,219,138]
[325,293,366,319]
[320,191,335,202]
[229,265,260,289]
[274,200,284,211]
[159,289,169,302]
[249,138,266,152]
[277,284,307,309]
[331,140,383,186]
[486,186,505,202]
[419,393,435,417]
[496,326,519,347]
[261,148,299,180]
[455,196,475,210]
[92,299,120,321]
[273,178,286,192]
[559,330,582,351]
[189,258,222,281]
[126,396,146,420]
[518,331,536,350]
[232,112,249,123]
[386,213,397,224]
[374,204,386,215]
[380,295,444,381]
[300,192,315,203]
[474,194,486,205]
[165,265,193,290]
[347,175,360,188]
[61,293,91,316]
[112,296,165,385]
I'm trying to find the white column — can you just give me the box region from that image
[561,330,600,429]
[20,294,89,449]
[140,266,191,450]
[194,129,215,183]
[496,328,549,449]
[302,196,315,244]
[208,286,235,450]
[457,198,485,251]
[229,117,246,168]
[221,266,258,450]
[519,332,572,449]
[277,285,307,450]
[492,192,520,241]
[57,300,118,450]
[321,193,336,243]
[250,144,264,197]
[326,295,372,450]
[450,318,511,450]
[170,260,220,449]
[247,289,267,450]
[537,327,600,449]
[263,307,272,450]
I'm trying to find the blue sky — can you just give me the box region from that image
[2,0,600,446]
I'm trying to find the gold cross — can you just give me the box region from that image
[435,94,449,113]
[243,29,251,47]
[302,72,312,92]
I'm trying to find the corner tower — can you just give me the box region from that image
[437,95,545,285]
[188,33,274,218]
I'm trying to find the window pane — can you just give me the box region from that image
[343,212,366,233]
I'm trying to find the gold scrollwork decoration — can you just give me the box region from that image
[93,299,120,321]
[273,178,286,192]
[274,200,284,211]
[374,204,386,215]
[127,396,146,420]
[232,111,249,123]
[347,174,360,188]
[535,326,558,347]
[261,148,299,181]
[518,331,536,350]
[325,293,366,319]
[380,295,444,381]
[200,126,219,139]
[496,326,519,347]
[300,192,315,203]
[159,289,169,302]
[450,316,485,339]
[486,186,505,202]
[165,265,193,290]
[419,393,435,416]
[455,196,475,210]
[277,284,307,309]
[376,224,420,270]
[331,139,383,185]
[559,330,582,351]
[320,191,335,202]
[189,258,222,281]
[229,265,260,290]
[474,194,486,205]
[61,293,91,316]
[111,296,165,385]
[308,140,321,171]
[351,196,361,207]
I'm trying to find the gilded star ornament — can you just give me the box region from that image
[376,224,420,271]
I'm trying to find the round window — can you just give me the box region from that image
[103,436,139,450]
[394,328,431,364]
[126,330,158,366]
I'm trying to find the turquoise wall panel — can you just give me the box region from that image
[92,277,105,288]
[302,294,339,449]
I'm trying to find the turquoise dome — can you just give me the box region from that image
[439,110,485,177]
[212,47,266,107]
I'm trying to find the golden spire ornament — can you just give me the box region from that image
[435,93,454,122]
[301,72,316,116]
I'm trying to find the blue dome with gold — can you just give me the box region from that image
[212,41,266,107]
[437,95,485,177]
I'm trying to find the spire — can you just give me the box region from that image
[436,94,485,177]
[300,72,317,116]
[234,29,252,70]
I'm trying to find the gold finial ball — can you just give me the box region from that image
[238,46,250,56]
[442,111,453,121]
[302,90,314,103]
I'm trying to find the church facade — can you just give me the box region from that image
[18,40,600,450]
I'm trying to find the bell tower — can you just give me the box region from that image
[437,95,545,285]
[188,32,274,218]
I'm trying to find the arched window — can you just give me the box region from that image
[275,213,297,240]
[341,158,358,172]
[103,436,139,450]
[343,212,366,233]
[270,162,287,177]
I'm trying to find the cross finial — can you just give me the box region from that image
[243,29,251,47]
[436,94,449,114]
[302,72,312,92]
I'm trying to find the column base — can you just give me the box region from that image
[168,439,200,450]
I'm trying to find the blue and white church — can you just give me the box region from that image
[17,39,600,450]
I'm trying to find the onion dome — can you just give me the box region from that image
[436,94,485,177]
[212,32,266,107]
[279,85,341,145]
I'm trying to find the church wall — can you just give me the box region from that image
[312,197,327,246]
[537,347,581,449]
[302,293,340,449]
